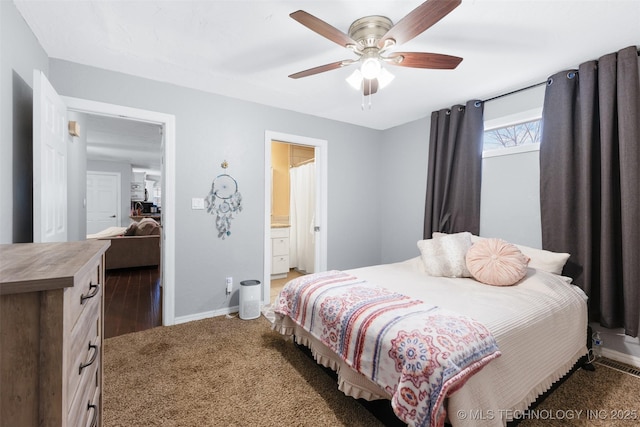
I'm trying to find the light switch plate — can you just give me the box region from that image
[191,198,205,210]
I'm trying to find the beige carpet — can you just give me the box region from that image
[104,315,640,426]
[519,360,640,427]
[104,315,385,427]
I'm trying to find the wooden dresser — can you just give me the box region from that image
[0,240,110,427]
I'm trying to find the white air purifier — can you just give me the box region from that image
[239,280,261,320]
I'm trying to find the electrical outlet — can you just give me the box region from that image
[226,276,233,294]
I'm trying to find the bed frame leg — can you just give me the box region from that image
[582,358,595,371]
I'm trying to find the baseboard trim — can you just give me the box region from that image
[174,306,239,324]
[601,348,640,368]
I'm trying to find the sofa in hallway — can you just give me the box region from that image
[88,218,161,270]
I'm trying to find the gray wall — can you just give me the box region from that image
[379,116,430,264]
[87,159,133,228]
[480,150,541,247]
[0,1,49,244]
[480,85,545,248]
[48,59,383,317]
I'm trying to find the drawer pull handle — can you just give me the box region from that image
[79,343,98,374]
[87,401,98,427]
[80,282,100,304]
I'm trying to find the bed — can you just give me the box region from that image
[272,234,588,427]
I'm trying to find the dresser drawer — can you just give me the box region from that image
[87,385,101,427]
[85,388,102,427]
[65,262,101,331]
[68,293,101,407]
[272,237,289,256]
[272,255,289,274]
[67,366,102,427]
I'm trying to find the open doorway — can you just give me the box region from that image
[270,141,316,301]
[82,113,164,337]
[64,96,176,328]
[263,131,328,305]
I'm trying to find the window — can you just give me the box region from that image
[484,118,541,150]
[482,108,542,157]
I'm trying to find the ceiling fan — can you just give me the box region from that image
[288,0,463,96]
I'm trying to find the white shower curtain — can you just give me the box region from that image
[289,162,315,274]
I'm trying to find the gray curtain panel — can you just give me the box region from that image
[540,45,640,337]
[424,100,484,239]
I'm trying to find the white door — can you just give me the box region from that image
[33,70,67,242]
[86,172,120,235]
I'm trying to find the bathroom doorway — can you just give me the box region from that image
[263,131,327,305]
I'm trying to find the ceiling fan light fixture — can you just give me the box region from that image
[377,68,395,89]
[346,69,363,90]
[360,57,381,79]
[346,67,395,91]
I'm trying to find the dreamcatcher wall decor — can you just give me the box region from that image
[206,161,242,239]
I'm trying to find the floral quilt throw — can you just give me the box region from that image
[274,270,501,427]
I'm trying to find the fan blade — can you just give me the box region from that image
[378,0,461,48]
[363,78,379,96]
[289,60,353,79]
[386,52,462,69]
[290,10,358,48]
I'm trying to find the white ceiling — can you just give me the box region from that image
[84,115,163,177]
[15,0,640,132]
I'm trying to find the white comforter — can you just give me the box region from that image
[342,258,588,426]
[274,258,588,427]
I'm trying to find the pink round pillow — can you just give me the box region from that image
[466,238,530,286]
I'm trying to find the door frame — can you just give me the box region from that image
[63,96,177,326]
[86,170,121,233]
[263,131,328,304]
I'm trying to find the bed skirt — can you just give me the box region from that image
[273,314,391,401]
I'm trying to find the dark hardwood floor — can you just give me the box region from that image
[104,266,162,339]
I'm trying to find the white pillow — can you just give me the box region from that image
[512,244,570,275]
[433,232,570,275]
[417,232,473,278]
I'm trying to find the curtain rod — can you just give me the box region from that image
[482,49,640,105]
[290,157,314,168]
[481,80,547,104]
